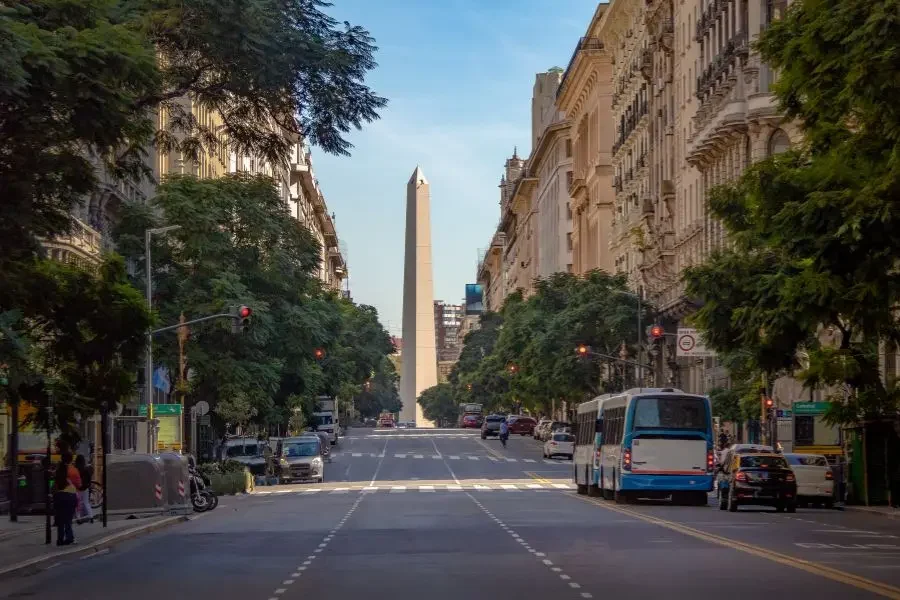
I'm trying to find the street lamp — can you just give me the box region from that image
[612,288,644,386]
[144,225,181,453]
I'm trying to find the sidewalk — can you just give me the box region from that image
[844,504,900,519]
[0,513,188,580]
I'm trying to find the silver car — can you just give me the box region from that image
[278,436,325,483]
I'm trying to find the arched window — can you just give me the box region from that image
[767,129,791,156]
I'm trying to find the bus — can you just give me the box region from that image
[574,388,714,505]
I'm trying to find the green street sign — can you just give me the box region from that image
[138,404,182,416]
[793,401,832,415]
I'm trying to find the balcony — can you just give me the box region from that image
[40,216,103,268]
[640,48,654,81]
[695,31,748,102]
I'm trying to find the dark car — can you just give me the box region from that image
[462,414,483,428]
[718,453,797,512]
[481,415,505,439]
[507,415,537,435]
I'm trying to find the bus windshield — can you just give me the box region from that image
[632,396,708,431]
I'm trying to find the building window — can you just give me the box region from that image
[566,202,573,220]
[767,129,791,156]
[565,139,573,158]
[566,170,574,189]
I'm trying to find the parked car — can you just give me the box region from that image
[533,418,551,439]
[278,436,325,484]
[718,452,797,512]
[543,432,575,459]
[540,421,571,441]
[462,414,483,429]
[507,415,537,435]
[481,415,505,439]
[784,453,835,509]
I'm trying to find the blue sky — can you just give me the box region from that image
[314,0,600,335]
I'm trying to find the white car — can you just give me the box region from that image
[784,453,835,508]
[543,432,575,459]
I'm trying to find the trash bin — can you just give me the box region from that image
[157,452,190,514]
[106,454,166,517]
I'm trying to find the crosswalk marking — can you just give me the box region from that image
[413,454,424,459]
[352,453,362,457]
[487,456,499,462]
[505,458,518,462]
[431,455,442,459]
[523,459,536,463]
[394,454,406,458]
[252,482,577,496]
[468,455,479,460]
[448,455,460,460]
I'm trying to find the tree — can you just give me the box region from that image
[418,383,457,428]
[450,271,649,415]
[353,356,401,419]
[683,0,900,427]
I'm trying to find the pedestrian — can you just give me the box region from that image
[74,454,94,524]
[53,452,81,546]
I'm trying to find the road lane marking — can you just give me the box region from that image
[394,453,407,458]
[368,436,390,487]
[351,453,362,457]
[419,485,435,492]
[474,484,492,491]
[572,494,900,599]
[447,484,463,491]
[431,454,442,459]
[505,458,518,462]
[500,484,519,491]
[487,456,499,462]
[390,486,407,493]
[449,455,460,460]
[524,459,536,463]
[468,455,479,460]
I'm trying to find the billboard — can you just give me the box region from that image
[465,283,484,315]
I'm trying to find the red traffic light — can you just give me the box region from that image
[764,397,774,409]
[314,348,325,360]
[649,325,664,340]
[238,305,252,319]
[577,345,588,355]
[507,364,518,373]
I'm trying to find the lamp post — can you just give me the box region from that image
[144,225,181,453]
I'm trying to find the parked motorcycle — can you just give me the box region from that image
[188,459,218,512]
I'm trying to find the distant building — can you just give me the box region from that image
[433,301,463,362]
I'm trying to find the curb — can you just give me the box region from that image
[842,505,899,520]
[0,515,188,581]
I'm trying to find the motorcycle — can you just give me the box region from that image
[189,465,218,512]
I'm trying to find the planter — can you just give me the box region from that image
[209,469,252,495]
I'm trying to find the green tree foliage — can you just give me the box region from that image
[115,174,394,431]
[417,383,457,428]
[0,257,150,442]
[683,0,900,426]
[353,356,402,419]
[451,271,649,415]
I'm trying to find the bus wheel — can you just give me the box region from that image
[614,491,629,504]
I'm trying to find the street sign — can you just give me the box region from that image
[194,400,210,416]
[198,414,211,426]
[793,401,832,415]
[776,409,793,418]
[676,328,715,358]
[138,404,182,416]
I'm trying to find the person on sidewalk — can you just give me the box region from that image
[53,452,80,546]
[74,454,94,524]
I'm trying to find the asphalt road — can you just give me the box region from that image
[2,428,899,600]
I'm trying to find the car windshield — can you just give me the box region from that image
[785,454,828,467]
[225,443,260,457]
[553,433,574,442]
[312,415,333,426]
[632,396,708,431]
[740,455,789,469]
[282,442,320,457]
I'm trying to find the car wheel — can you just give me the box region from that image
[775,503,785,513]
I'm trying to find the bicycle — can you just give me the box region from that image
[89,481,104,509]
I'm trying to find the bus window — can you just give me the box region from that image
[633,396,707,431]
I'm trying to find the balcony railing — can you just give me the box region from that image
[557,37,605,100]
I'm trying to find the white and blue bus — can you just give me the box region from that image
[574,388,714,505]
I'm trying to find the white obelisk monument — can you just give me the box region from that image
[399,166,437,427]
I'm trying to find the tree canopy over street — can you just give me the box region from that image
[420,271,649,417]
[0,0,388,438]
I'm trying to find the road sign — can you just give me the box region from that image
[676,328,715,358]
[793,401,832,415]
[138,404,182,416]
[194,400,210,416]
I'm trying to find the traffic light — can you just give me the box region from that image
[762,396,775,422]
[648,325,665,341]
[231,305,252,334]
[313,348,326,360]
[576,344,590,357]
[507,364,519,374]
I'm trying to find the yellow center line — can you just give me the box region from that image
[524,471,553,485]
[569,494,900,599]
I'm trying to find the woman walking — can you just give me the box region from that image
[74,454,94,524]
[53,452,81,545]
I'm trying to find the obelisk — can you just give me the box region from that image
[400,166,437,427]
